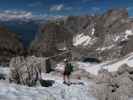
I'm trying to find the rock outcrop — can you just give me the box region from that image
[0,27,24,65]
[30,22,72,57]
[9,56,51,86]
[92,64,133,100]
[30,8,133,61]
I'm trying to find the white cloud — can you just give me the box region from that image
[49,4,73,12]
[0,10,34,21]
[49,4,64,12]
[0,10,65,22]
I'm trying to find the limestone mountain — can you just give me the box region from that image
[30,8,133,61]
[30,22,72,57]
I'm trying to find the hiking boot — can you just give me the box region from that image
[63,81,67,84]
[63,81,71,86]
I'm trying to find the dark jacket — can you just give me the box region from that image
[64,62,73,75]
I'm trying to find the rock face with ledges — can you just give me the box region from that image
[30,8,133,61]
[30,22,72,57]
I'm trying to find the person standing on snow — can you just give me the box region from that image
[63,59,73,85]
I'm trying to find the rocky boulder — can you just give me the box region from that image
[92,64,133,100]
[9,56,53,86]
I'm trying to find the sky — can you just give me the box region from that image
[0,0,133,19]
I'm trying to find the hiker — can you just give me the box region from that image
[63,59,73,84]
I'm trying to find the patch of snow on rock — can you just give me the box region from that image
[125,30,133,39]
[125,30,133,36]
[58,47,67,51]
[113,36,120,42]
[91,28,95,35]
[73,33,94,46]
[96,45,114,51]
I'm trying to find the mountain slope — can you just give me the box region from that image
[0,27,24,65]
[30,8,133,61]
[30,22,73,57]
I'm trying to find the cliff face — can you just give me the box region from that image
[30,22,72,57]
[30,8,133,61]
[0,27,24,65]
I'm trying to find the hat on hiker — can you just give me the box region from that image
[64,59,68,62]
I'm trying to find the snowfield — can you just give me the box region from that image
[1,53,133,100]
[0,77,96,100]
[75,52,133,75]
[0,66,97,100]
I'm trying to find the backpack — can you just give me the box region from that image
[65,63,74,73]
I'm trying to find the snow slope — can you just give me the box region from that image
[0,77,96,100]
[0,66,97,100]
[1,53,133,100]
[75,53,133,75]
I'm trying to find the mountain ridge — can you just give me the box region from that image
[30,8,133,61]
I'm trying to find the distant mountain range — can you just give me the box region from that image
[0,19,43,47]
[0,14,65,47]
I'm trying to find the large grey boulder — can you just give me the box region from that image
[9,56,51,86]
[92,69,113,100]
[117,64,133,75]
[117,64,130,75]
[92,66,133,100]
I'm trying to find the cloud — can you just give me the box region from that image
[28,2,43,7]
[0,10,34,21]
[49,4,73,12]
[0,10,65,22]
[49,4,64,12]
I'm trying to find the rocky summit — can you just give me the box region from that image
[30,8,133,61]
